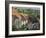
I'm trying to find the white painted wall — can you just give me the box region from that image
[0,0,46,38]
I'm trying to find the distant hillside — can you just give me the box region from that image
[13,7,40,17]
